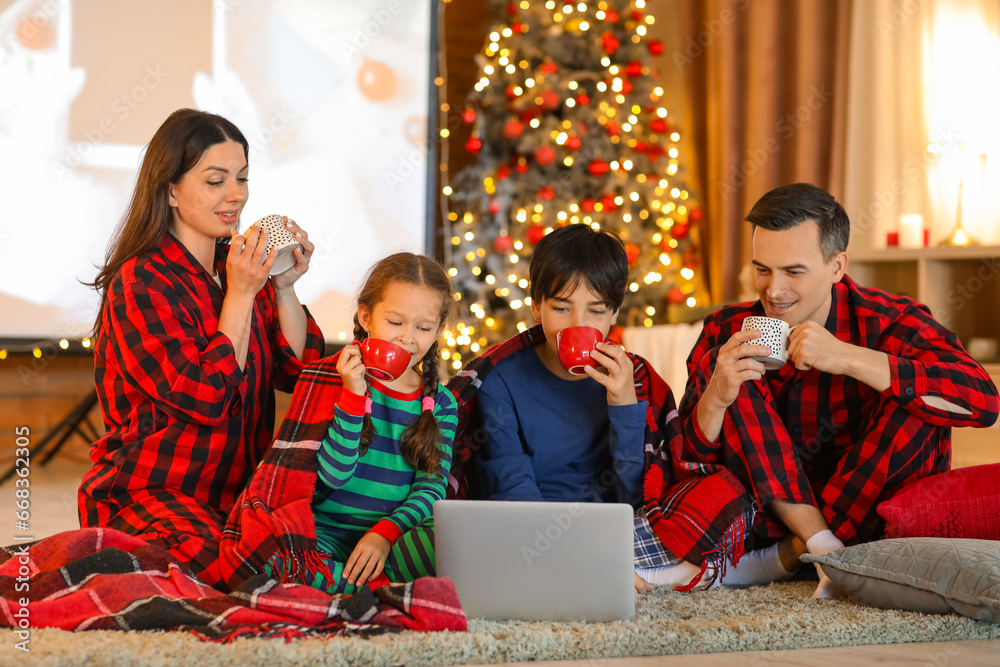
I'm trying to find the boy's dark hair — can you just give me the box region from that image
[746,183,850,261]
[529,223,628,311]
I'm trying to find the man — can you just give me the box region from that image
[678,183,999,597]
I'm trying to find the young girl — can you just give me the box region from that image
[220,252,458,595]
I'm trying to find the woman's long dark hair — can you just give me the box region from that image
[87,108,249,337]
[353,253,455,476]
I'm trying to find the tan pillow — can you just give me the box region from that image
[802,538,1000,623]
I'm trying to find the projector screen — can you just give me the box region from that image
[0,0,434,342]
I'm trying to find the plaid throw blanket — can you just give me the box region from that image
[0,528,465,641]
[446,325,753,585]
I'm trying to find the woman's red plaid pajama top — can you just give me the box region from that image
[79,233,325,588]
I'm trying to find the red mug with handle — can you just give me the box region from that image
[556,325,612,375]
[355,338,411,381]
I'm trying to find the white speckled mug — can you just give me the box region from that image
[741,316,795,370]
[254,214,302,276]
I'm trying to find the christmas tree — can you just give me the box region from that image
[440,0,707,371]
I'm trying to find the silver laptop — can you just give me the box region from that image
[434,499,636,622]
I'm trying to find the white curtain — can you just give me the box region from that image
[622,322,704,396]
[843,0,1000,250]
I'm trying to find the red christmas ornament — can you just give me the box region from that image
[526,224,546,245]
[465,134,482,154]
[632,11,644,21]
[515,157,529,174]
[581,198,596,212]
[620,79,633,94]
[659,238,673,252]
[576,93,590,105]
[506,85,519,99]
[534,144,556,166]
[461,108,477,124]
[565,135,582,151]
[538,185,556,200]
[518,107,539,124]
[625,61,643,78]
[635,141,648,152]
[507,3,517,15]
[540,90,561,110]
[672,222,690,240]
[538,61,558,74]
[601,31,620,54]
[587,159,610,177]
[645,144,667,160]
[649,118,669,134]
[511,21,525,34]
[604,9,620,23]
[494,234,514,253]
[600,193,618,212]
[689,208,704,224]
[648,39,665,56]
[668,287,686,305]
[605,120,620,136]
[496,165,511,180]
[625,243,640,265]
[503,118,524,139]
[488,197,502,215]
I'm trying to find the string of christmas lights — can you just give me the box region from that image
[437,0,708,371]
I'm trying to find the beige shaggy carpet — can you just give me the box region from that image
[22,582,1000,666]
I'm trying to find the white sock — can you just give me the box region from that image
[805,530,846,599]
[711,542,797,587]
[805,530,844,556]
[635,561,703,588]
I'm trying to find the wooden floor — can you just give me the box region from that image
[466,639,1000,666]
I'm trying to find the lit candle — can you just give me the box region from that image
[899,214,923,248]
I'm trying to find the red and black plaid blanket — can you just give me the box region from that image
[219,354,363,589]
[0,527,465,641]
[446,325,753,585]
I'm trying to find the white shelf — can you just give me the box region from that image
[850,245,1000,262]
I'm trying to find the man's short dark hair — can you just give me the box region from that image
[746,183,850,261]
[529,223,628,311]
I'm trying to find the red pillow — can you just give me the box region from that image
[877,463,1000,540]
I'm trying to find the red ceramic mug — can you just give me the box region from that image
[356,338,411,381]
[556,325,610,375]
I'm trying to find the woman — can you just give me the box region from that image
[80,108,325,589]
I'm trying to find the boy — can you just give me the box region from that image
[447,224,755,592]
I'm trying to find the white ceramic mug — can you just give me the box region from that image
[741,316,795,370]
[254,214,302,276]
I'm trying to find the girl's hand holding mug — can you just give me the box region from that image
[337,344,368,397]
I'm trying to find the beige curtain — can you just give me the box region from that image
[660,0,852,303]
[843,0,1000,251]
